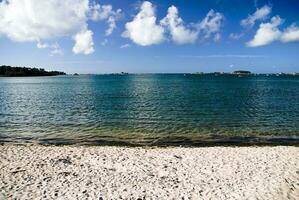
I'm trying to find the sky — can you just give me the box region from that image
[0,0,299,74]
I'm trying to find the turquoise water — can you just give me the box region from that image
[0,74,298,145]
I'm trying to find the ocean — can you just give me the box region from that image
[0,74,298,146]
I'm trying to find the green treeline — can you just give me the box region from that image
[0,65,66,77]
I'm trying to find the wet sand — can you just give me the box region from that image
[0,144,298,199]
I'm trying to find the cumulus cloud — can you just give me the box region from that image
[161,6,198,44]
[247,16,282,47]
[197,10,224,39]
[229,5,271,40]
[123,2,224,46]
[0,0,121,54]
[241,5,272,28]
[122,1,165,46]
[90,4,114,20]
[247,16,299,47]
[89,3,122,36]
[72,29,94,55]
[0,0,89,42]
[280,24,299,43]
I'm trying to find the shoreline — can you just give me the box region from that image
[1,135,299,147]
[1,144,298,199]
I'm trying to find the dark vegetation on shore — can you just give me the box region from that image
[0,65,66,77]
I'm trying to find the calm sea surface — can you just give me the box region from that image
[0,74,298,145]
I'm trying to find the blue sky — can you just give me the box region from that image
[0,0,298,73]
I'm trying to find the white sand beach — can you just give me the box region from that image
[0,144,298,199]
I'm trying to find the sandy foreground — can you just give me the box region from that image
[0,144,298,200]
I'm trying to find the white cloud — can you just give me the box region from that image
[72,29,94,55]
[101,39,108,46]
[0,0,121,54]
[0,0,89,42]
[122,3,223,46]
[280,24,299,43]
[229,5,271,41]
[197,10,224,39]
[90,4,113,20]
[247,16,299,47]
[160,6,198,44]
[214,33,221,42]
[89,3,121,36]
[122,1,165,46]
[229,33,244,40]
[106,16,117,36]
[37,41,64,56]
[49,43,63,56]
[37,41,49,49]
[241,5,271,28]
[247,16,282,47]
[120,44,131,49]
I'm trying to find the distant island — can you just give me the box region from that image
[0,65,66,77]
[192,70,298,76]
[232,70,252,75]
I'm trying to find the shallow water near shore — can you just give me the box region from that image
[0,74,298,146]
